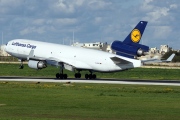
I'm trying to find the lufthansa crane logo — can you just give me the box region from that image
[131,29,141,43]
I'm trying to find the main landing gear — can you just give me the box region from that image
[74,70,81,78]
[56,64,67,79]
[55,66,97,79]
[56,73,67,79]
[85,73,96,79]
[74,70,96,79]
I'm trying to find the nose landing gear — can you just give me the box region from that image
[19,60,24,69]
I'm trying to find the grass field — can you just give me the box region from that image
[0,63,180,80]
[0,82,180,120]
[0,64,180,119]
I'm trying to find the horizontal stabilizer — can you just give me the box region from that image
[165,53,175,62]
[142,53,175,63]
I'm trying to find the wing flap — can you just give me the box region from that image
[110,57,131,64]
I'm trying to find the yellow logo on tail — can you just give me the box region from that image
[131,29,141,43]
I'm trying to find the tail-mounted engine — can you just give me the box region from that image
[28,60,47,69]
[111,40,149,57]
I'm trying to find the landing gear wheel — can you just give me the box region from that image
[89,74,92,79]
[85,74,96,79]
[85,74,89,79]
[75,73,81,78]
[92,74,96,79]
[63,74,68,79]
[75,73,78,78]
[56,73,68,79]
[56,63,68,79]
[59,74,63,79]
[19,65,24,69]
[19,60,24,69]
[56,73,60,79]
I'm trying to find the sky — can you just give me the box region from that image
[0,0,179,49]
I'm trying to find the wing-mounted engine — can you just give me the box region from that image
[111,40,149,57]
[28,60,47,69]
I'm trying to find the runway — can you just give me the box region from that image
[0,76,180,86]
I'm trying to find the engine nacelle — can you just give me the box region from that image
[28,60,47,69]
[111,40,149,57]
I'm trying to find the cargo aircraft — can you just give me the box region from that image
[5,21,173,79]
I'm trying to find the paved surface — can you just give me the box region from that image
[0,76,180,86]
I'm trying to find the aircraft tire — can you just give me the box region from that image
[85,74,89,79]
[56,73,60,78]
[75,73,81,78]
[19,65,24,69]
[63,74,67,79]
[59,74,63,79]
[75,73,78,78]
[92,74,96,79]
[89,74,92,79]
[78,73,81,78]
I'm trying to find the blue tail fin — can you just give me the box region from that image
[123,21,147,44]
[111,21,149,58]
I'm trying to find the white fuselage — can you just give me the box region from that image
[5,39,141,72]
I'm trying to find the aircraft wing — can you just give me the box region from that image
[27,50,92,71]
[47,57,93,71]
[27,50,46,61]
[142,53,175,63]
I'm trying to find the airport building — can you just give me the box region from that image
[159,45,172,55]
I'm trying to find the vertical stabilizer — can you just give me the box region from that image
[111,21,149,58]
[123,21,147,44]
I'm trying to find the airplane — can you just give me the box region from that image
[5,21,163,79]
